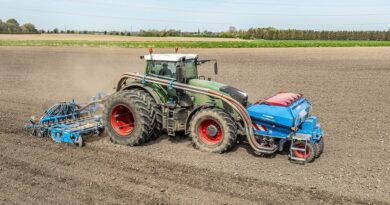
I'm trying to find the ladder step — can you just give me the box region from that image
[290,156,306,162]
[290,147,306,152]
[166,109,175,136]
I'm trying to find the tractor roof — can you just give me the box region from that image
[143,54,198,62]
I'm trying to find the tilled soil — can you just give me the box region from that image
[0,47,389,205]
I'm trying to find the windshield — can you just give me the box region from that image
[146,61,177,79]
[146,59,198,80]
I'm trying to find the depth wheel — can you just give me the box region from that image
[315,138,324,158]
[189,108,237,153]
[291,141,316,163]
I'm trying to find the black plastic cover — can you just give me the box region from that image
[219,86,248,107]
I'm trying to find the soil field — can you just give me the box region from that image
[0,34,246,42]
[0,47,389,205]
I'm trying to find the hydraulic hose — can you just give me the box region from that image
[117,73,263,153]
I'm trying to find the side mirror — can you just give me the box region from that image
[214,62,218,75]
[176,65,184,83]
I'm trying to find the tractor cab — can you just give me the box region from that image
[142,53,217,83]
[141,51,247,108]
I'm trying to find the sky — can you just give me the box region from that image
[0,0,390,32]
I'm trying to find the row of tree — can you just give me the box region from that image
[138,29,181,37]
[105,27,390,41]
[40,29,134,36]
[0,18,38,34]
[245,27,390,41]
[2,18,390,41]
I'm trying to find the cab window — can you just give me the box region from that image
[147,61,176,79]
[185,59,198,79]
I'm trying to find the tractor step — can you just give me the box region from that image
[166,109,175,136]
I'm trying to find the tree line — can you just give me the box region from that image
[245,27,390,41]
[1,18,390,41]
[0,18,38,34]
[117,27,390,41]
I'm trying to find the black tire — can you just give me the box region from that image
[135,89,162,140]
[291,141,316,163]
[319,138,324,155]
[127,89,162,140]
[103,90,161,146]
[189,108,237,153]
[315,138,324,158]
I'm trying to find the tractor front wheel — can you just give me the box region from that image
[189,108,237,153]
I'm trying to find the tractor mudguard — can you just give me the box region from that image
[121,82,169,104]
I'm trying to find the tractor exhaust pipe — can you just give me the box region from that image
[117,73,263,153]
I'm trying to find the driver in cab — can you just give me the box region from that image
[159,63,173,78]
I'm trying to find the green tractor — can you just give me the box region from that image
[103,50,325,162]
[103,51,248,153]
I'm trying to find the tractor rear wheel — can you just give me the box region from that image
[104,90,160,146]
[126,88,163,140]
[189,108,237,153]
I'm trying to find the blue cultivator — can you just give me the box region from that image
[26,96,104,147]
[247,92,324,163]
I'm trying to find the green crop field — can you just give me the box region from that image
[1,39,390,48]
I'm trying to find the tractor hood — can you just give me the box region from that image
[188,79,225,91]
[188,79,248,106]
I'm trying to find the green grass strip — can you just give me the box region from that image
[1,40,390,48]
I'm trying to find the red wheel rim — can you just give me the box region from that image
[110,104,135,136]
[197,118,223,145]
[293,143,310,159]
